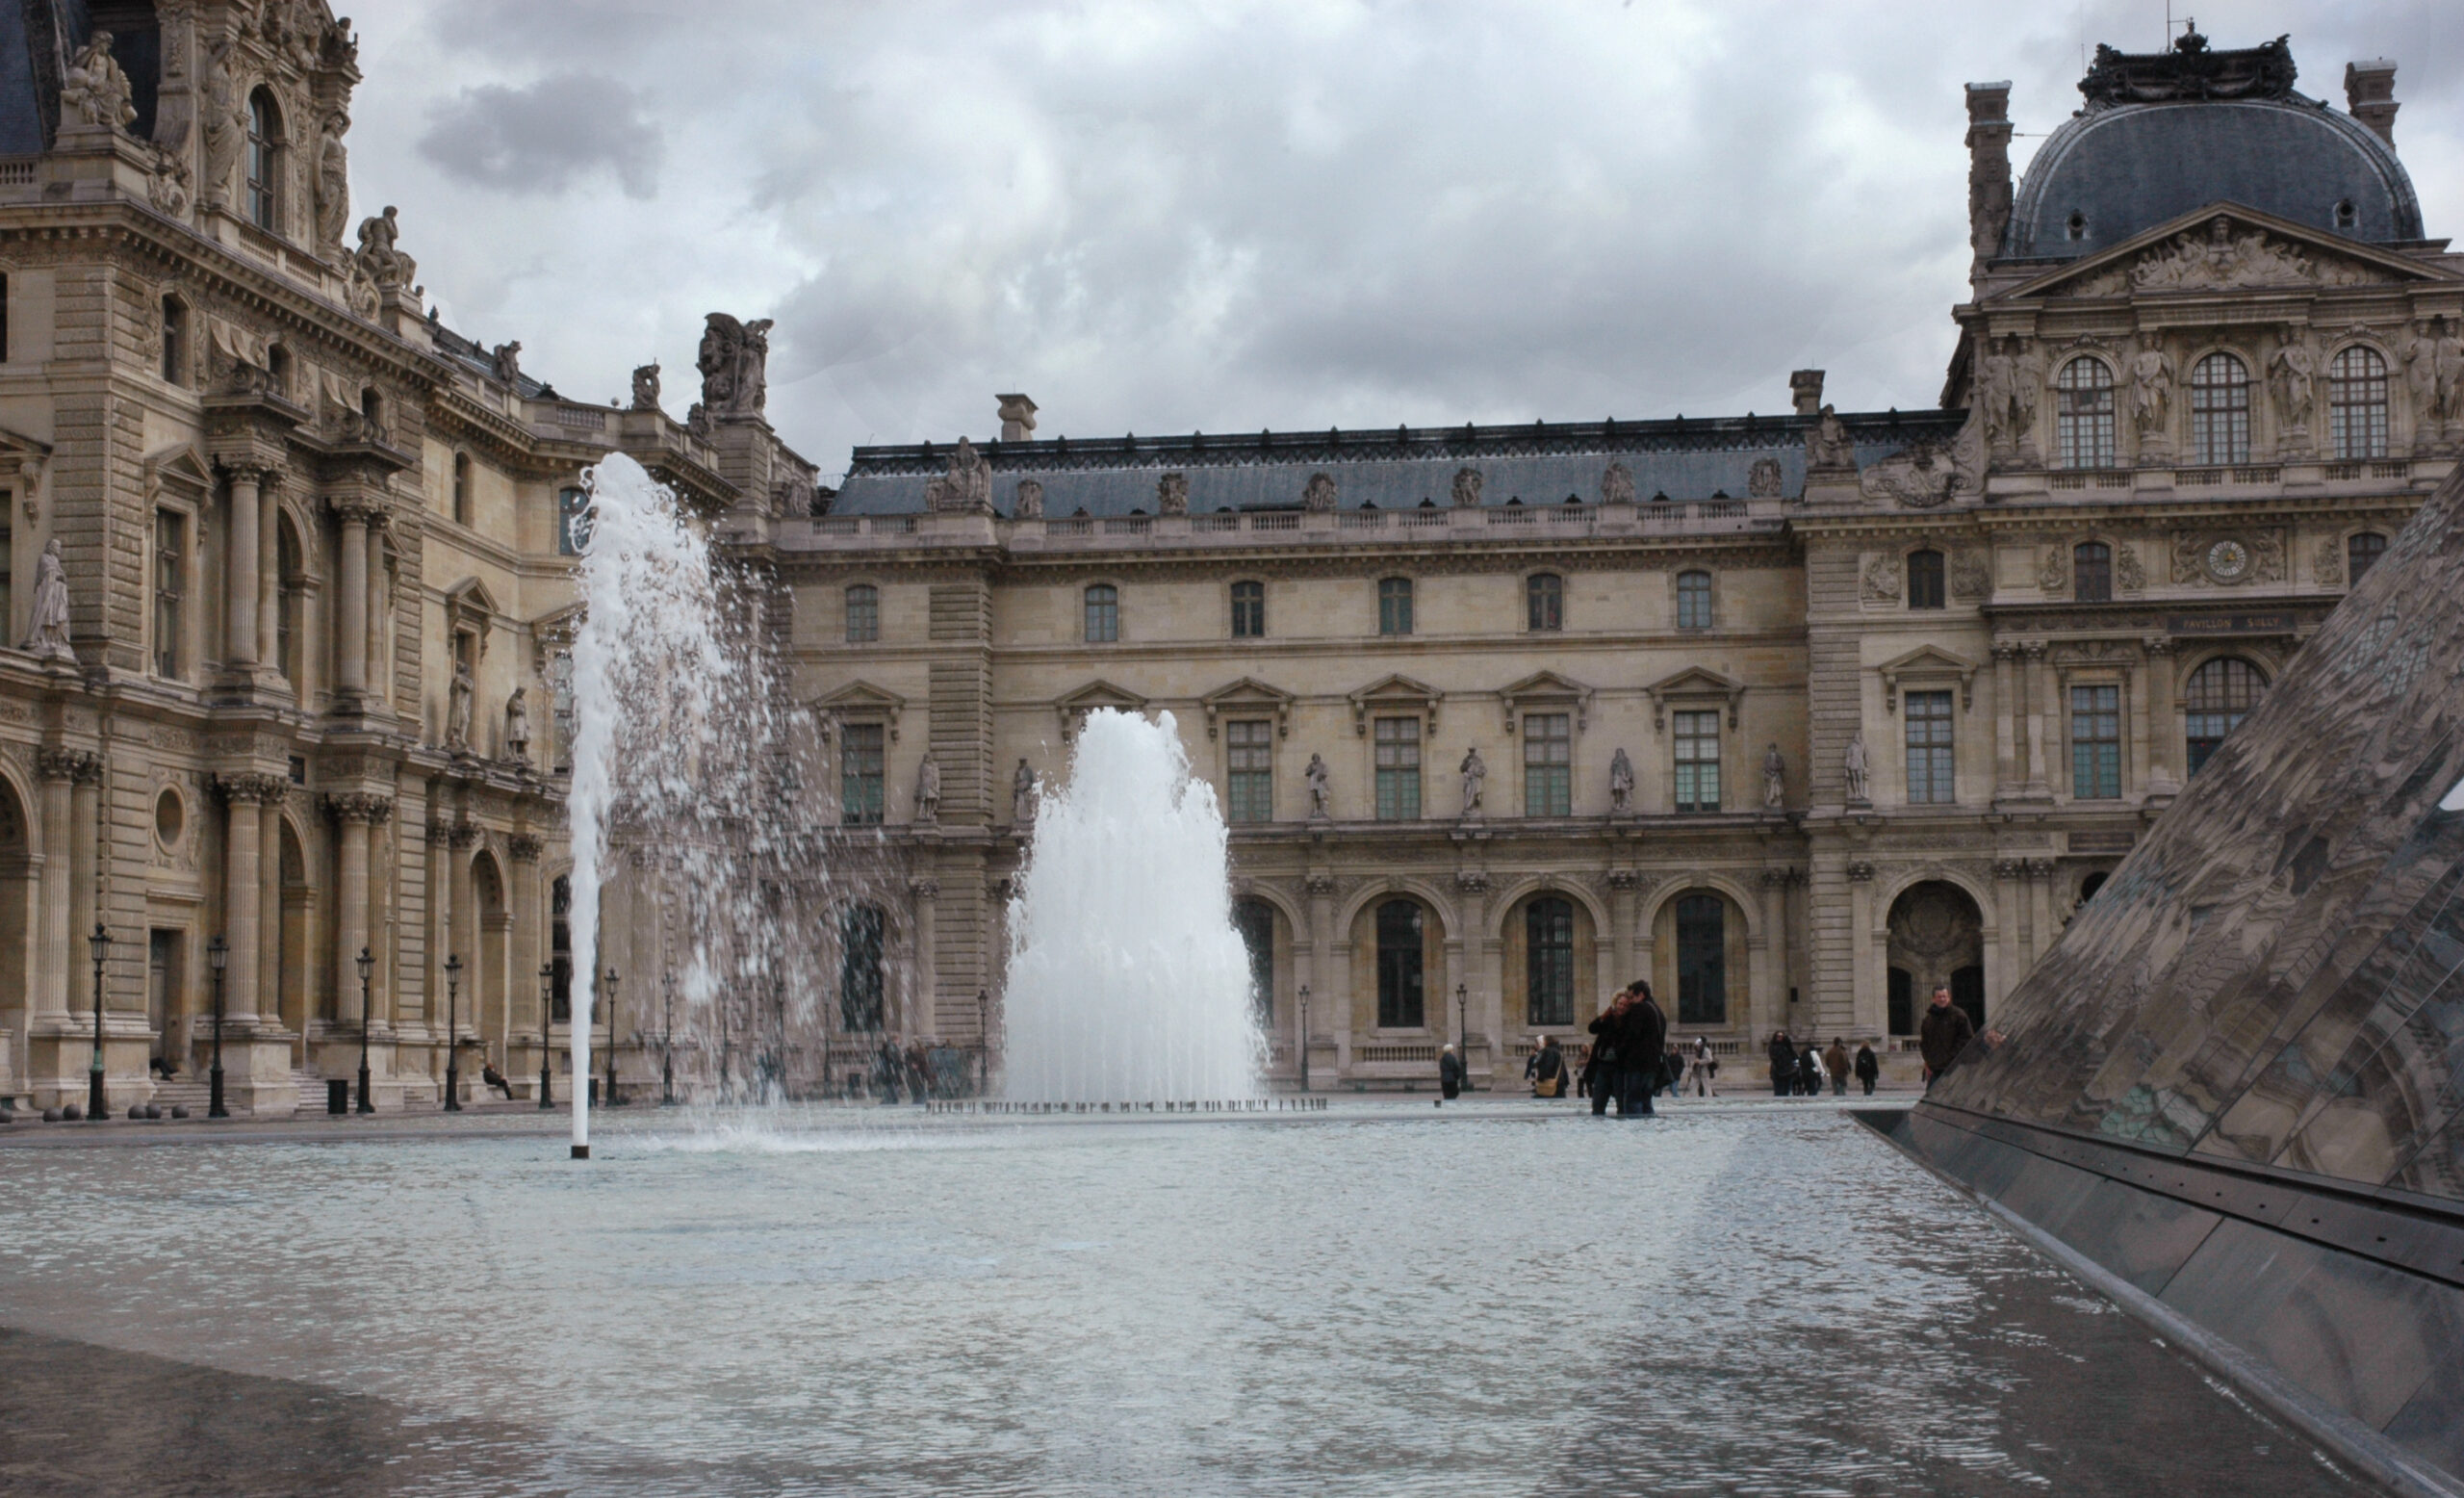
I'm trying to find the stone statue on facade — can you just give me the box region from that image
[1156,472,1189,516]
[1012,479,1044,520]
[924,438,993,514]
[1451,467,1483,507]
[1844,731,1870,804]
[2269,332,2316,435]
[914,752,940,823]
[1302,473,1337,512]
[1608,747,1634,814]
[1601,461,1635,505]
[2433,319,2464,437]
[1459,746,1486,817]
[19,538,72,660]
[697,313,775,422]
[629,362,660,410]
[2128,334,2174,446]
[354,207,417,290]
[1012,758,1037,824]
[1807,404,1856,471]
[503,685,531,765]
[1763,743,1786,809]
[1747,457,1784,498]
[315,113,350,248]
[201,35,241,208]
[60,32,136,133]
[491,342,522,387]
[1305,753,1330,820]
[446,659,474,751]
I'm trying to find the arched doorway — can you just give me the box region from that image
[1502,891,1593,1033]
[278,818,309,1056]
[1650,888,1749,1031]
[0,777,29,1021]
[1350,896,1445,1037]
[1886,880,1985,1035]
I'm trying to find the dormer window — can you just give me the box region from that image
[2066,210,2087,242]
[2333,198,2358,230]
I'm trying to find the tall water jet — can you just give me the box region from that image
[1002,709,1265,1102]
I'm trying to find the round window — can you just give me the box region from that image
[154,788,184,848]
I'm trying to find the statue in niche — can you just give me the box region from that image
[1601,461,1635,505]
[697,312,775,421]
[1763,743,1786,809]
[2433,319,2464,432]
[446,659,475,751]
[1459,746,1486,817]
[491,342,522,387]
[1305,753,1330,820]
[1302,473,1338,512]
[2269,331,2316,433]
[1844,731,1870,804]
[914,752,940,823]
[1012,758,1037,824]
[1608,747,1634,814]
[1451,467,1483,507]
[60,32,136,133]
[355,207,417,290]
[2128,333,2174,440]
[1013,479,1044,520]
[19,538,72,660]
[1156,472,1189,516]
[502,686,531,765]
[314,113,350,248]
[201,36,241,208]
[1747,457,1784,498]
[629,362,660,410]
[1974,337,2016,449]
[1807,404,1856,470]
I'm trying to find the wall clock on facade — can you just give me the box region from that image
[2204,538,2251,583]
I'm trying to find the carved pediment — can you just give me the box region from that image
[1644,667,1744,731]
[1057,679,1147,739]
[2002,205,2451,303]
[1878,646,1979,711]
[1348,673,1442,736]
[1499,669,1593,733]
[811,680,907,741]
[1198,676,1296,739]
[443,578,500,658]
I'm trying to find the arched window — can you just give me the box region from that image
[2073,541,2112,603]
[1229,580,1265,638]
[1377,577,1413,635]
[550,875,573,1022]
[838,904,886,1033]
[1084,583,1118,642]
[2190,352,2251,466]
[451,452,472,527]
[2080,871,2109,905]
[1375,899,1424,1028]
[1233,899,1274,1024]
[2055,357,2117,469]
[1525,896,1574,1026]
[160,297,185,385]
[2185,657,2265,774]
[1526,573,1563,632]
[1675,893,1727,1025]
[359,388,384,440]
[1906,549,1944,609]
[844,583,879,643]
[2348,531,2387,585]
[245,89,282,233]
[265,344,290,399]
[2329,347,2390,460]
[1676,569,1712,630]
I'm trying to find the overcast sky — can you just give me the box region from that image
[343,1,2463,482]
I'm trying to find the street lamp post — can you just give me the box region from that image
[442,953,464,1112]
[1297,984,1310,1094]
[976,988,988,1097]
[354,946,375,1114]
[538,962,555,1109]
[207,935,229,1120]
[660,970,676,1107]
[86,925,108,1121]
[603,969,621,1106]
[1456,983,1470,1093]
[718,991,732,1096]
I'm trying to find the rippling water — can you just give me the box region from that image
[0,1101,2371,1496]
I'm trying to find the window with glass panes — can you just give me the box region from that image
[2073,541,2112,602]
[839,722,886,824]
[2191,353,2251,466]
[2348,531,2386,585]
[153,510,183,678]
[1676,570,1712,630]
[838,904,885,1032]
[2330,346,2389,460]
[2069,684,2121,799]
[1675,893,1727,1025]
[1084,583,1117,642]
[1673,710,1720,812]
[1377,577,1413,635]
[2185,657,2263,775]
[1375,899,1424,1027]
[1230,580,1265,638]
[1523,713,1570,815]
[1907,550,1944,609]
[1527,573,1563,632]
[1234,899,1274,1023]
[844,584,878,643]
[1525,897,1574,1026]
[1373,716,1421,819]
[1226,719,1273,823]
[2056,357,2117,468]
[1905,690,1955,804]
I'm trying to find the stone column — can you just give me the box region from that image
[1990,644,2019,796]
[32,750,93,1016]
[333,500,372,698]
[2022,642,2051,797]
[223,466,263,670]
[1451,870,1491,1080]
[1305,872,1336,1088]
[214,774,283,1023]
[325,794,392,1025]
[258,482,280,677]
[1845,861,1878,1039]
[2142,636,2180,797]
[506,835,544,1059]
[1759,868,1794,1041]
[909,877,939,1039]
[258,802,283,1026]
[68,766,99,994]
[1606,869,1639,1007]
[365,523,389,705]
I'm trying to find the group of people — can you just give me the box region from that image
[1762,1031,1879,1097]
[1494,980,1676,1116]
[871,1037,969,1103]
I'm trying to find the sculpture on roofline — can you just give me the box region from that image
[630,362,661,410]
[698,312,775,422]
[61,32,136,133]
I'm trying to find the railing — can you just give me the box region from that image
[1194,513,1241,532]
[815,517,860,536]
[0,158,34,187]
[2052,473,2085,490]
[2178,468,2223,486]
[1400,509,1451,528]
[877,515,915,534]
[2230,466,2279,485]
[1357,1043,1440,1064]
[1251,512,1300,530]
[1696,500,1745,518]
[1486,508,1536,526]
[551,405,609,431]
[1102,517,1150,536]
[2372,459,2411,479]
[1338,511,1387,529]
[1048,517,1092,536]
[2325,462,2363,480]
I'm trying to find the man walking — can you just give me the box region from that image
[1616,983,1667,1117]
[1824,1037,1851,1098]
[1854,1040,1880,1096]
[1918,986,1977,1088]
[1438,1043,1467,1103]
[1527,1036,1568,1098]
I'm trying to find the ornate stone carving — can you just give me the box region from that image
[2115,544,2145,592]
[40,748,104,784]
[1458,746,1485,818]
[2313,535,2346,585]
[503,687,532,766]
[909,877,940,900]
[1012,479,1044,520]
[1746,457,1783,498]
[1861,553,1902,604]
[2250,530,2285,583]
[1304,873,1339,897]
[1607,868,1641,891]
[2410,318,2464,444]
[2078,30,2295,108]
[697,313,773,420]
[446,659,475,750]
[1806,404,1856,471]
[629,362,660,410]
[925,439,992,514]
[2127,334,2174,449]
[61,32,137,133]
[1844,732,1870,804]
[354,207,417,290]
[1012,759,1037,824]
[1608,747,1634,814]
[2268,332,2316,437]
[506,834,545,863]
[1302,472,1338,512]
[491,342,523,386]
[1305,753,1330,820]
[1762,743,1786,809]
[314,111,349,248]
[2037,547,2069,594]
[199,35,242,209]
[1156,472,1189,516]
[1859,416,1981,508]
[914,752,940,823]
[444,819,479,849]
[324,792,394,825]
[1601,461,1635,505]
[2170,531,2208,585]
[1949,551,1992,600]
[18,538,72,660]
[1846,861,1876,883]
[1975,335,2042,455]
[1451,467,1482,507]
[1453,869,1490,894]
[146,142,192,218]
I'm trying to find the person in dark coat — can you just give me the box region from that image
[1794,1041,1822,1098]
[1527,1037,1569,1098]
[874,1037,906,1104]
[1767,1030,1796,1098]
[1918,986,1977,1086]
[1615,983,1668,1117]
[1437,1044,1467,1103]
[1585,1005,1624,1115]
[1854,1042,1881,1096]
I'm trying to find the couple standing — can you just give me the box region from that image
[1584,980,1669,1118]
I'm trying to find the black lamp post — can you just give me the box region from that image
[660,971,675,1106]
[1297,984,1310,1093]
[87,924,109,1122]
[1456,983,1470,1093]
[603,968,621,1106]
[354,946,375,1114]
[718,990,732,1096]
[538,962,555,1109]
[207,934,229,1119]
[442,953,463,1112]
[976,988,988,1096]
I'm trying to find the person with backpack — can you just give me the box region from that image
[1853,1041,1881,1096]
[1767,1030,1797,1098]
[1796,1039,1823,1098]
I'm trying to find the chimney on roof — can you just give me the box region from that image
[1964,81,2015,286]
[1789,370,1825,417]
[2346,60,2399,144]
[997,393,1038,442]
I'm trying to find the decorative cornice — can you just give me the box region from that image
[213,770,289,804]
[506,833,545,862]
[323,791,395,824]
[38,747,103,784]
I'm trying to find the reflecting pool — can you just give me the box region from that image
[0,1100,2374,1496]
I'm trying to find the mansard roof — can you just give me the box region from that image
[831,409,1961,519]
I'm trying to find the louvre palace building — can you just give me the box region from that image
[0,15,2457,1112]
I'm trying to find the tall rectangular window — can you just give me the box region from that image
[1230,581,1265,638]
[1905,689,1955,805]
[153,510,184,679]
[1673,710,1720,813]
[2329,346,2389,460]
[1377,577,1413,635]
[2073,542,2112,603]
[840,722,886,825]
[1675,893,1727,1025]
[161,297,185,385]
[1375,900,1425,1028]
[844,584,879,643]
[2055,356,2117,468]
[1676,571,1712,630]
[1526,573,1563,632]
[2190,353,2251,467]
[1523,712,1570,815]
[2348,531,2386,585]
[1226,719,1273,823]
[2069,684,2121,799]
[1084,583,1118,642]
[1907,550,1945,609]
[1525,897,1575,1026]
[1373,716,1421,820]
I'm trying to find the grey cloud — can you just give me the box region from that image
[418,73,662,198]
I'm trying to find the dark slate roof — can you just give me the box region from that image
[831,411,1960,518]
[429,319,557,401]
[2006,33,2423,260]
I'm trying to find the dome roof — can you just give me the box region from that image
[2005,35,2423,261]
